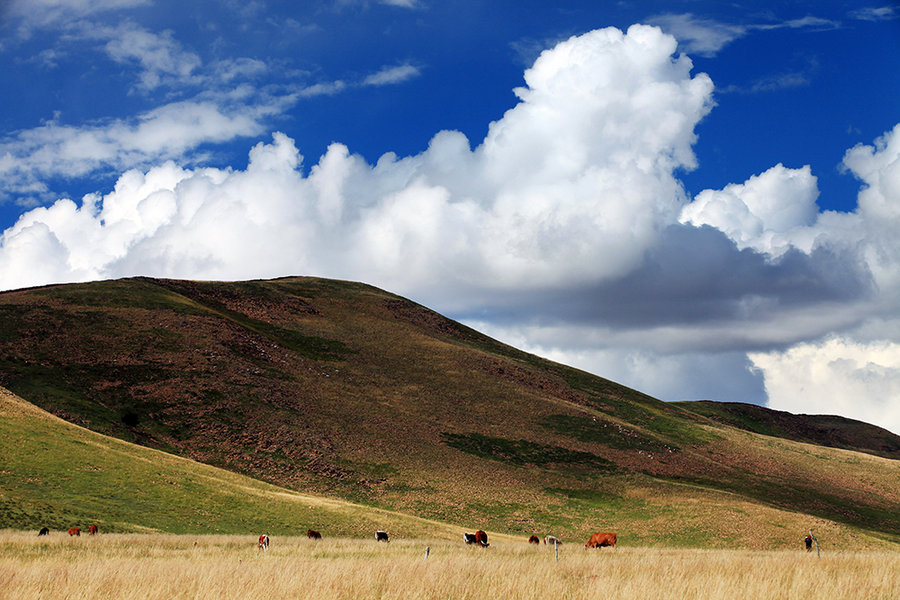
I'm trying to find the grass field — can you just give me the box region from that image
[1,532,897,600]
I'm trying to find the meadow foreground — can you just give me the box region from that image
[1,532,897,600]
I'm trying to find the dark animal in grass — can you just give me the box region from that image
[528,535,540,544]
[463,531,490,547]
[88,524,98,535]
[307,529,322,540]
[375,530,389,542]
[68,528,80,537]
[38,527,50,536]
[585,532,617,548]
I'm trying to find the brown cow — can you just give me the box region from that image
[585,532,617,548]
[68,528,81,537]
[474,530,489,547]
[528,535,540,544]
[307,529,322,540]
[88,524,98,536]
[258,534,269,550]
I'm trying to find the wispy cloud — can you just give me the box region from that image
[5,0,150,37]
[363,63,420,86]
[646,13,746,57]
[0,94,288,202]
[298,80,348,98]
[380,0,421,8]
[850,6,898,21]
[719,63,817,95]
[0,53,420,198]
[648,12,841,57]
[98,22,203,91]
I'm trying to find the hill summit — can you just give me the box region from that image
[1,276,898,548]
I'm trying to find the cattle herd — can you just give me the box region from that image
[33,525,823,554]
[46,525,100,537]
[250,529,617,550]
[38,524,619,550]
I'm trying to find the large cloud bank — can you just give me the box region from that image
[1,25,713,294]
[2,24,899,433]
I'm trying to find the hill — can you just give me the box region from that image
[1,276,899,548]
[675,400,900,459]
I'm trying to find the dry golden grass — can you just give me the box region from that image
[1,531,897,600]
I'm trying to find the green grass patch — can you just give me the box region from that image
[31,279,210,314]
[442,432,618,474]
[540,414,676,452]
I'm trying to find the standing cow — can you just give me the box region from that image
[528,535,540,544]
[307,529,322,540]
[585,532,617,548]
[38,527,50,536]
[375,530,389,542]
[68,528,81,537]
[544,535,560,545]
[88,524,98,536]
[258,534,269,551]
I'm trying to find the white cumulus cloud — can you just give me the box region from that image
[679,163,821,255]
[0,24,715,294]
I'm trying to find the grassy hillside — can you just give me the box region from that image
[1,276,899,548]
[0,386,470,539]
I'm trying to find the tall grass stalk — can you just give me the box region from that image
[0,532,897,599]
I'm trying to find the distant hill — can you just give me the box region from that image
[675,400,900,460]
[1,277,898,548]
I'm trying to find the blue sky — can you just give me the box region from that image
[1,1,900,433]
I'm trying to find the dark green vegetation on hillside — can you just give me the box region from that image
[1,277,899,548]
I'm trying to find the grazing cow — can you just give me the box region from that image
[585,532,617,548]
[38,527,50,536]
[375,530,389,542]
[88,524,98,536]
[528,535,540,544]
[463,532,478,545]
[307,529,322,540]
[474,530,489,547]
[258,534,269,551]
[68,528,80,537]
[544,535,560,545]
